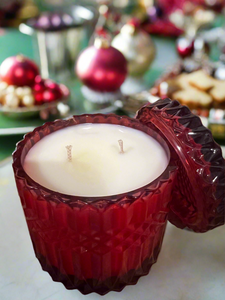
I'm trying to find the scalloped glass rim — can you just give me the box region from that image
[0,84,69,114]
[12,114,175,205]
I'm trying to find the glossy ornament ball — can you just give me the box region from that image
[176,36,194,59]
[76,39,127,92]
[112,23,155,77]
[34,92,44,105]
[44,79,62,98]
[33,82,45,93]
[4,93,20,108]
[43,90,58,102]
[21,95,35,107]
[0,55,39,87]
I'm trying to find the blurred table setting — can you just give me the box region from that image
[1,0,225,163]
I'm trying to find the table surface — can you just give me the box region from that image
[0,26,223,162]
[0,28,182,162]
[1,161,225,300]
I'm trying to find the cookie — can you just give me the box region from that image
[186,70,214,91]
[172,88,213,109]
[175,73,193,90]
[209,80,225,104]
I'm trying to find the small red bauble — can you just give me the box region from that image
[176,36,194,59]
[33,76,63,104]
[76,39,127,92]
[33,82,45,93]
[43,90,58,102]
[0,55,39,87]
[34,92,44,105]
[45,79,58,89]
[44,79,62,98]
[35,75,44,84]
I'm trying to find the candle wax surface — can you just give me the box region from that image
[23,124,169,197]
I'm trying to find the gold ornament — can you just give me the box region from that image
[15,86,32,98]
[4,94,20,108]
[23,86,32,95]
[21,94,35,107]
[132,4,148,22]
[6,85,16,94]
[112,24,155,77]
[15,87,24,98]
[0,81,8,91]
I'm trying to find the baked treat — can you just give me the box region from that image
[209,80,225,106]
[175,73,193,90]
[185,70,215,91]
[172,88,213,109]
[151,61,225,113]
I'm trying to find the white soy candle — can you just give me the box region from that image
[23,123,168,197]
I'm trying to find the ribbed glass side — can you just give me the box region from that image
[13,114,176,295]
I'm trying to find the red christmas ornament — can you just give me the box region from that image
[0,55,39,87]
[33,75,63,105]
[44,79,62,98]
[34,75,44,84]
[176,36,194,59]
[34,92,44,105]
[76,38,127,92]
[34,82,45,93]
[43,90,58,102]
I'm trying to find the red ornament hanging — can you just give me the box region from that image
[176,36,194,59]
[0,55,39,87]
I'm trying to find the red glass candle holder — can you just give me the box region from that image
[12,114,177,295]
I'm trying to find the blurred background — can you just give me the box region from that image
[1,0,225,161]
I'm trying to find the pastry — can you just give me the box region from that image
[209,80,225,106]
[172,88,213,109]
[185,70,215,91]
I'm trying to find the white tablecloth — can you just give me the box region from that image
[0,162,225,300]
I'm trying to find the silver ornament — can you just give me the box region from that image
[112,24,155,77]
[21,95,35,107]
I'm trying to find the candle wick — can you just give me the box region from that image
[118,139,124,154]
[66,145,73,162]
